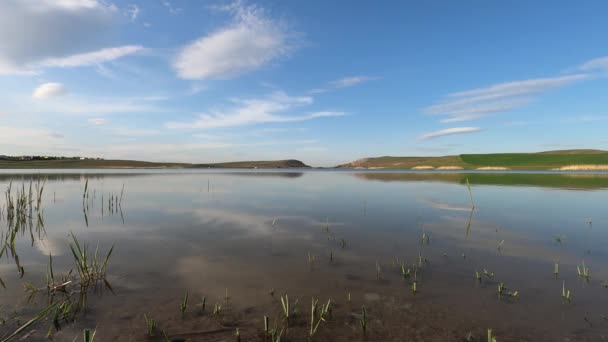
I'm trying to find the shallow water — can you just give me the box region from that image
[1,170,608,341]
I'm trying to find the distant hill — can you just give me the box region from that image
[338,150,608,170]
[0,158,309,169]
[192,159,310,169]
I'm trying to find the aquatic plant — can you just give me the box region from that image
[554,261,559,276]
[235,328,240,342]
[198,296,206,313]
[562,281,572,303]
[401,263,411,280]
[466,177,475,209]
[213,303,222,317]
[144,314,157,336]
[263,316,269,336]
[487,329,497,342]
[83,329,96,342]
[309,298,332,337]
[179,290,189,315]
[0,303,57,342]
[68,232,114,287]
[360,306,367,336]
[280,295,290,321]
[577,261,590,280]
[376,261,382,280]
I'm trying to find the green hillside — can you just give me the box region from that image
[339,150,608,170]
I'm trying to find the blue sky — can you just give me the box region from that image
[1,0,608,166]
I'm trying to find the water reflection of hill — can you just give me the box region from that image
[353,172,608,189]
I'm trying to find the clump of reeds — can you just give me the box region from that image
[68,232,114,288]
[309,298,332,337]
[577,261,590,280]
[144,314,157,336]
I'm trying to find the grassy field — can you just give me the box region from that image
[0,159,309,169]
[339,150,608,170]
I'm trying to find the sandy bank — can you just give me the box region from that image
[475,166,511,170]
[436,166,464,170]
[412,165,435,170]
[551,164,608,171]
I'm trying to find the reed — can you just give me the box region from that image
[466,177,475,209]
[309,298,332,337]
[487,329,497,342]
[562,281,572,303]
[235,328,240,342]
[280,295,290,321]
[83,329,96,342]
[359,306,367,336]
[401,263,411,280]
[0,303,57,342]
[144,314,157,336]
[213,303,222,317]
[68,233,114,288]
[554,261,559,276]
[264,316,269,336]
[376,261,382,280]
[179,290,189,315]
[577,261,590,280]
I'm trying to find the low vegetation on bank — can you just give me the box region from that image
[338,150,608,170]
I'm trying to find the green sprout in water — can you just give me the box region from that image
[360,306,367,336]
[179,290,189,315]
[487,329,497,342]
[577,260,590,280]
[562,281,572,303]
[309,298,332,337]
[144,314,157,336]
[213,303,222,318]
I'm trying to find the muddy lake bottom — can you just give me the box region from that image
[1,170,608,341]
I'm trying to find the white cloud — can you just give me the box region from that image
[32,82,68,99]
[88,118,107,125]
[577,56,608,72]
[309,75,379,94]
[418,127,482,140]
[331,76,379,88]
[166,91,346,129]
[425,74,588,123]
[173,2,292,80]
[0,0,119,74]
[37,45,144,68]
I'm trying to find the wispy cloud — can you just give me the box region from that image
[425,74,588,123]
[162,0,182,15]
[173,2,293,80]
[124,4,140,21]
[418,127,482,140]
[32,82,68,99]
[576,56,608,72]
[309,75,379,94]
[37,45,144,68]
[166,91,346,129]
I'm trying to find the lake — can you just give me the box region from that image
[1,170,608,341]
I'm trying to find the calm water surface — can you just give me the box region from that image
[1,170,608,341]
